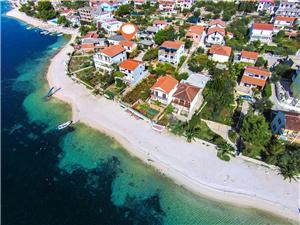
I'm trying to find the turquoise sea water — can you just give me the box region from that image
[2,2,294,225]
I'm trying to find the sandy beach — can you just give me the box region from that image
[6,8,79,35]
[7,9,300,224]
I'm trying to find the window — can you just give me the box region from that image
[162,93,166,99]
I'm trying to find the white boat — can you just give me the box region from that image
[57,121,72,130]
[57,33,63,36]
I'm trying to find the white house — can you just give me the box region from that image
[257,0,275,13]
[249,23,273,44]
[172,83,201,118]
[119,40,137,53]
[175,0,194,9]
[275,0,300,17]
[206,27,226,45]
[78,6,93,22]
[93,45,127,72]
[158,40,184,65]
[150,75,179,105]
[98,19,123,35]
[273,16,296,30]
[153,20,168,31]
[119,59,147,85]
[159,1,176,12]
[209,45,232,63]
[107,35,126,45]
[186,25,206,47]
[240,50,259,64]
[240,66,271,90]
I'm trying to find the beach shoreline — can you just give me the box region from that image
[6,8,79,35]
[7,8,300,224]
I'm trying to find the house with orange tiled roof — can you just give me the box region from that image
[158,40,184,65]
[208,19,226,29]
[273,16,296,31]
[159,1,176,13]
[150,75,178,105]
[172,83,201,118]
[249,23,274,43]
[240,50,259,64]
[93,45,127,72]
[186,25,206,47]
[209,45,232,63]
[271,111,300,143]
[119,59,147,85]
[153,20,168,31]
[119,40,137,53]
[175,0,194,10]
[206,26,226,46]
[240,66,271,90]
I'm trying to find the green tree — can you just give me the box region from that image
[142,48,158,61]
[57,15,70,27]
[184,39,193,49]
[115,4,133,17]
[184,124,199,143]
[217,143,235,161]
[255,56,267,67]
[271,63,292,83]
[154,27,176,45]
[240,113,272,157]
[277,144,300,181]
[35,1,57,21]
[263,83,272,98]
[188,53,209,72]
[253,97,273,113]
[262,139,285,165]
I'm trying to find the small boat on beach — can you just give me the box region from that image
[57,121,72,130]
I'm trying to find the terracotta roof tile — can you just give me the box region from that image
[151,75,178,94]
[209,19,226,27]
[245,66,271,77]
[119,59,143,71]
[172,83,200,104]
[241,50,259,59]
[253,23,273,30]
[241,75,267,87]
[275,16,296,22]
[187,25,204,36]
[99,45,125,57]
[153,20,167,25]
[207,26,226,36]
[119,40,134,47]
[210,45,232,57]
[160,40,183,50]
[285,112,300,131]
[84,31,99,39]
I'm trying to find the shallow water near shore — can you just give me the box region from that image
[2,2,294,225]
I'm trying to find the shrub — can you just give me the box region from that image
[228,130,237,143]
[263,83,272,98]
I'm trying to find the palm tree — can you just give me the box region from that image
[184,123,198,143]
[217,143,235,161]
